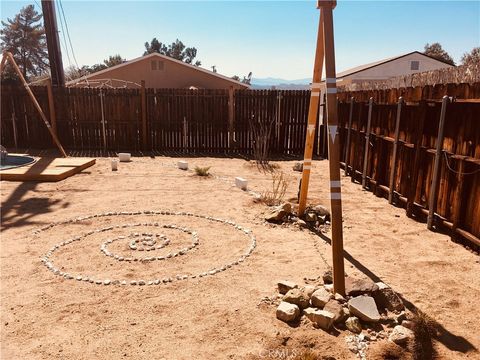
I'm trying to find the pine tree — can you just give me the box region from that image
[423,43,455,66]
[1,5,48,81]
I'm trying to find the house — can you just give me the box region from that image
[66,53,250,89]
[325,51,454,89]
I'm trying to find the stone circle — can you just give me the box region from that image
[38,210,256,286]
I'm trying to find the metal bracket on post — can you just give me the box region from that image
[388,97,403,204]
[427,96,450,229]
[362,97,374,188]
[344,96,354,176]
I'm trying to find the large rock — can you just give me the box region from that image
[313,205,331,220]
[323,299,347,323]
[311,288,333,308]
[303,308,335,330]
[283,288,310,309]
[348,296,381,323]
[277,280,298,295]
[373,282,404,311]
[345,277,379,296]
[389,325,414,345]
[265,203,291,222]
[303,285,317,298]
[276,301,300,323]
[345,316,362,334]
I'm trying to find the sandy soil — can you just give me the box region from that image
[1,156,479,360]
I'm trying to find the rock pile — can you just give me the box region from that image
[273,272,415,356]
[264,202,331,230]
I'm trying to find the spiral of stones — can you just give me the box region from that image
[38,210,256,286]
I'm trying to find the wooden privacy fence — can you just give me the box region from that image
[1,85,316,155]
[336,97,480,248]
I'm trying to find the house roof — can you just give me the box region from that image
[334,51,454,79]
[66,52,250,88]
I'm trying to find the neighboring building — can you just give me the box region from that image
[325,51,454,90]
[66,53,249,89]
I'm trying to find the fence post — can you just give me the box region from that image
[427,96,450,230]
[46,78,57,137]
[344,96,354,175]
[227,86,235,151]
[361,97,374,188]
[141,80,148,151]
[99,89,107,150]
[388,97,403,204]
[406,100,427,217]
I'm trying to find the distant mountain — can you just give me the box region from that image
[251,77,311,86]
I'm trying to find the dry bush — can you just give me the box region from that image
[249,115,275,172]
[194,166,211,177]
[260,171,289,206]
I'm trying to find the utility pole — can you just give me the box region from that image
[41,0,65,86]
[298,0,345,295]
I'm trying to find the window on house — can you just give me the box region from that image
[150,60,165,71]
[410,61,420,70]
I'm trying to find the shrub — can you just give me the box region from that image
[260,171,289,206]
[194,166,211,177]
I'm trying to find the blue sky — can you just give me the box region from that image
[1,1,479,79]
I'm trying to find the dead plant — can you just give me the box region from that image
[249,114,275,172]
[260,171,289,206]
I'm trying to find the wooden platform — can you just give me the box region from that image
[0,156,96,182]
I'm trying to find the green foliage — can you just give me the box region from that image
[103,54,124,68]
[0,4,48,81]
[144,38,201,66]
[423,43,455,66]
[194,166,211,177]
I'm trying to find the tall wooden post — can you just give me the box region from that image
[322,2,345,295]
[41,0,65,86]
[427,96,449,229]
[141,80,148,151]
[299,1,345,295]
[298,10,325,216]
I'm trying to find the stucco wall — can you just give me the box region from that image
[345,53,453,82]
[82,55,247,89]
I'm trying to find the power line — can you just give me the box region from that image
[58,0,80,69]
[54,0,72,69]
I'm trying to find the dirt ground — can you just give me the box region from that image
[1,155,479,360]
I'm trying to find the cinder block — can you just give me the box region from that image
[235,177,248,190]
[178,161,188,170]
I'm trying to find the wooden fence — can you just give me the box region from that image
[335,97,480,248]
[1,85,315,155]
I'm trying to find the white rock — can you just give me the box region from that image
[348,296,381,322]
[311,287,333,308]
[277,280,298,295]
[303,307,335,330]
[276,301,300,323]
[389,325,414,345]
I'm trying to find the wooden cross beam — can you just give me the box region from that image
[298,0,345,295]
[1,51,67,157]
